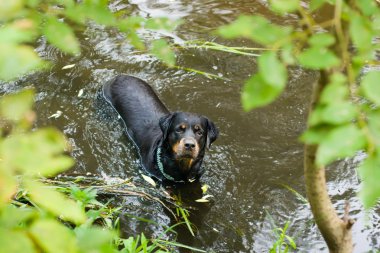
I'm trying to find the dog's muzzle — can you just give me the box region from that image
[175,137,199,158]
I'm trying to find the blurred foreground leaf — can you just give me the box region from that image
[298,47,340,70]
[25,180,86,224]
[0,89,34,122]
[43,17,80,55]
[151,39,175,67]
[217,15,292,45]
[316,125,366,166]
[1,128,74,176]
[0,44,44,81]
[361,71,380,106]
[358,155,380,209]
[0,169,17,207]
[30,219,78,253]
[75,227,115,253]
[242,74,283,111]
[0,229,36,253]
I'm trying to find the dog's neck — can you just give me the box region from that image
[156,142,203,183]
[156,146,182,182]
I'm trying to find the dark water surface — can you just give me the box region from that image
[2,1,380,252]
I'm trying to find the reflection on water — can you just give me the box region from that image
[1,0,379,252]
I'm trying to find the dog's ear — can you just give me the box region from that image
[205,118,219,149]
[159,112,176,140]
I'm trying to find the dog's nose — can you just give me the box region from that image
[184,139,196,150]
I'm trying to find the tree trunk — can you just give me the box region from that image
[304,71,354,253]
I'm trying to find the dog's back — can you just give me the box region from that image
[103,75,169,149]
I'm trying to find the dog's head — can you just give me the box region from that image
[159,112,218,160]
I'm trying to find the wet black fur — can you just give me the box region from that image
[103,75,218,183]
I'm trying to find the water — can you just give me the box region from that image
[2,1,379,252]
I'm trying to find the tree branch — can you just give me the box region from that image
[304,72,354,253]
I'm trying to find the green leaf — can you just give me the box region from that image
[270,0,299,14]
[297,46,340,70]
[1,128,74,176]
[0,44,44,81]
[75,227,115,253]
[350,13,374,52]
[26,0,42,8]
[316,124,366,166]
[258,51,287,88]
[281,43,296,65]
[310,0,328,11]
[309,102,357,126]
[145,18,182,31]
[241,74,284,111]
[368,111,380,145]
[64,5,87,24]
[308,33,335,47]
[127,30,145,50]
[0,168,17,207]
[300,127,330,145]
[151,39,175,67]
[0,205,37,228]
[356,0,379,16]
[140,233,148,252]
[0,24,37,44]
[30,219,78,253]
[25,180,86,224]
[0,89,34,121]
[123,237,138,253]
[358,155,380,209]
[43,17,80,55]
[117,17,146,50]
[0,228,37,253]
[83,2,116,26]
[217,15,257,39]
[118,16,145,31]
[361,71,380,106]
[66,1,115,25]
[320,73,348,104]
[0,0,23,21]
[218,15,292,45]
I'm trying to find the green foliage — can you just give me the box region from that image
[0,0,180,81]
[297,47,340,70]
[242,51,287,110]
[43,16,80,55]
[270,221,297,253]
[217,15,293,45]
[30,219,79,253]
[358,154,380,209]
[361,71,380,106]
[151,39,176,67]
[218,0,380,208]
[269,0,299,14]
[174,194,195,237]
[265,211,297,253]
[0,91,197,253]
[316,124,366,166]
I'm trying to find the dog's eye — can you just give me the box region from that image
[196,130,203,136]
[176,125,186,133]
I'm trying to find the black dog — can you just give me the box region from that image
[103,75,218,183]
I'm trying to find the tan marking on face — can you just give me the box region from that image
[185,159,194,168]
[172,141,180,154]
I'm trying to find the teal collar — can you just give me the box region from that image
[156,147,185,183]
